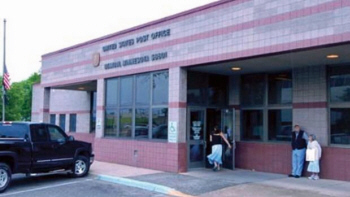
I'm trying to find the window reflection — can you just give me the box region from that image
[331,108,350,145]
[119,108,132,137]
[136,74,150,106]
[120,76,133,106]
[135,108,149,138]
[268,73,292,104]
[152,108,168,139]
[268,109,292,141]
[241,74,265,106]
[242,110,263,141]
[153,72,169,105]
[105,109,117,137]
[106,78,118,106]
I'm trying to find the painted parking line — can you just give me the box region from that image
[0,178,94,197]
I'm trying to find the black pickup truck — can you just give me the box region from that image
[0,122,94,192]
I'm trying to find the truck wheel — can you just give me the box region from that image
[72,156,90,178]
[0,163,11,193]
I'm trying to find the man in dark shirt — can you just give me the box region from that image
[289,125,308,178]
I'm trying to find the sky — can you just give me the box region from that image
[0,0,217,82]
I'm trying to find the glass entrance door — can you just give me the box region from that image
[221,109,235,170]
[187,108,206,168]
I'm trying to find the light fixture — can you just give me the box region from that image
[327,54,339,59]
[231,67,241,71]
[78,87,85,90]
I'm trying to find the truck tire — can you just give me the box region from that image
[71,156,90,178]
[0,163,11,193]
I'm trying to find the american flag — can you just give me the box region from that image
[3,65,10,91]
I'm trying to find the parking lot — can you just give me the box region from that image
[0,173,167,197]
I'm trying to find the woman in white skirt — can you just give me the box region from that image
[307,134,322,180]
[207,126,232,171]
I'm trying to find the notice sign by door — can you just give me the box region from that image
[168,121,177,143]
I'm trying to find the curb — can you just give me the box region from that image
[97,174,194,197]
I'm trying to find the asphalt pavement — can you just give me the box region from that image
[0,173,168,197]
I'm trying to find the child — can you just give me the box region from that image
[307,134,322,180]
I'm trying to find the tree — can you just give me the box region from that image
[0,72,41,121]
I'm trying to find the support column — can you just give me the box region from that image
[95,79,105,138]
[36,87,50,123]
[168,67,187,172]
[168,67,187,143]
[292,65,328,146]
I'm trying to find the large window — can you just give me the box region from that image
[268,109,292,141]
[50,114,56,125]
[329,66,350,145]
[187,71,228,107]
[69,114,77,132]
[241,72,292,142]
[242,110,263,141]
[59,114,66,132]
[104,71,168,140]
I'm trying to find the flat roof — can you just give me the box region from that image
[42,0,235,58]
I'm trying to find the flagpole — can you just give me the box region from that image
[2,19,6,122]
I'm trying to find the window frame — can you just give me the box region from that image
[69,114,77,133]
[104,70,169,141]
[328,65,350,147]
[240,72,293,143]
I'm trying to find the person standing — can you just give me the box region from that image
[289,125,308,178]
[307,134,322,180]
[207,126,232,171]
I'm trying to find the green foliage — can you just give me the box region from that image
[0,72,41,121]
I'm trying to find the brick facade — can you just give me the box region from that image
[32,0,350,180]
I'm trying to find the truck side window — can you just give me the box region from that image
[30,125,49,142]
[48,126,66,142]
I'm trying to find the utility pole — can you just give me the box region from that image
[2,19,6,122]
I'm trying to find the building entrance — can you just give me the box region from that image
[187,107,235,170]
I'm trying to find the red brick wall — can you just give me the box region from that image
[93,138,187,173]
[68,132,95,146]
[235,142,350,181]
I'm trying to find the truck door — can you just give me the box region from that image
[30,124,55,170]
[47,125,75,166]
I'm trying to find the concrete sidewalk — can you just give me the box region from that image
[90,161,350,197]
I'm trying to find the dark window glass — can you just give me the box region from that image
[241,74,265,106]
[120,76,133,106]
[136,74,150,106]
[120,108,132,137]
[59,114,66,132]
[69,114,77,132]
[106,78,118,106]
[91,92,97,132]
[242,110,263,141]
[50,114,56,125]
[152,108,168,139]
[0,124,27,138]
[153,72,169,105]
[330,108,350,145]
[268,73,292,104]
[268,109,292,141]
[135,108,149,138]
[105,109,117,137]
[48,126,66,142]
[30,125,48,142]
[330,74,350,102]
[208,75,228,105]
[187,72,207,106]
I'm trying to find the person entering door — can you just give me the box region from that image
[207,125,232,171]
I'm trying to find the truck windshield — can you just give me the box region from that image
[0,124,28,138]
